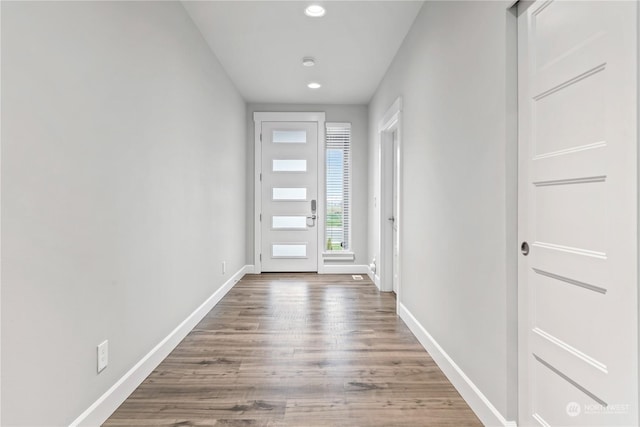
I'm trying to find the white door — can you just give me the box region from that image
[261,121,318,272]
[392,129,399,294]
[518,1,638,426]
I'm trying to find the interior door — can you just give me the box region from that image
[518,1,638,426]
[261,121,318,272]
[392,129,399,294]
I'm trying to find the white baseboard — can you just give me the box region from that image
[367,267,381,290]
[70,265,251,427]
[398,302,517,427]
[321,264,370,274]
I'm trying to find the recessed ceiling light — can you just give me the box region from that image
[305,4,326,17]
[302,57,316,67]
[307,82,322,89]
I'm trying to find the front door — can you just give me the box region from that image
[518,1,638,425]
[261,121,318,272]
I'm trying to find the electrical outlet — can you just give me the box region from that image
[97,340,108,373]
[222,261,226,275]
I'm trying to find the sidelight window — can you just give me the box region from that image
[325,122,351,251]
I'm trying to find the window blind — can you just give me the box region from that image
[325,122,351,251]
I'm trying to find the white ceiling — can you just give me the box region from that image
[182,1,424,105]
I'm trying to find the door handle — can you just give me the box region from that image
[308,200,317,227]
[521,241,529,256]
[388,216,395,222]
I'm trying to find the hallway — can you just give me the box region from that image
[3,1,639,425]
[104,274,481,426]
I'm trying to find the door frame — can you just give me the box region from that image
[378,97,402,299]
[253,112,326,274]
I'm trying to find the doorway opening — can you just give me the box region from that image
[379,98,402,301]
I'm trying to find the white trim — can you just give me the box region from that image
[378,97,402,296]
[253,112,326,274]
[638,0,640,418]
[378,97,402,133]
[367,266,381,289]
[0,1,3,418]
[316,115,327,273]
[398,303,517,427]
[254,117,262,274]
[322,251,355,262]
[69,265,252,427]
[321,264,369,275]
[254,112,325,123]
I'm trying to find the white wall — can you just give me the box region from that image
[368,1,518,421]
[246,104,368,269]
[1,2,246,425]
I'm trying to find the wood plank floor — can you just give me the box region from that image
[104,273,481,426]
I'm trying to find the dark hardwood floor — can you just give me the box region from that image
[104,273,481,426]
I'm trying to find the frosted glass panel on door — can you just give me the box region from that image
[272,187,307,200]
[272,216,307,229]
[272,159,307,172]
[273,130,307,143]
[272,244,307,258]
